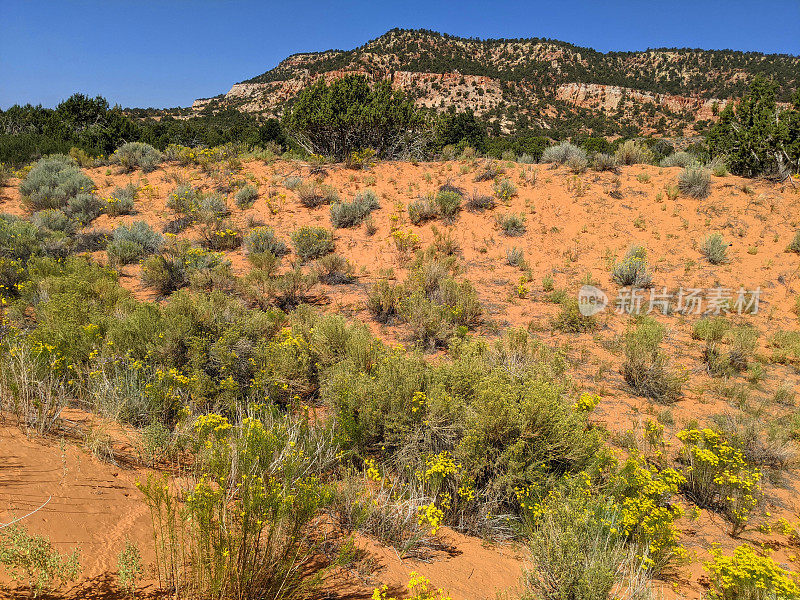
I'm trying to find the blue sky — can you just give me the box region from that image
[2,0,798,109]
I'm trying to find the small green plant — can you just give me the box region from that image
[701,233,728,264]
[105,184,136,216]
[244,226,288,257]
[291,226,334,260]
[506,247,525,268]
[591,152,618,172]
[117,539,143,596]
[660,152,698,168]
[330,190,380,228]
[296,181,338,208]
[234,184,258,208]
[553,298,597,333]
[678,166,711,199]
[110,142,163,173]
[473,160,504,181]
[705,544,799,600]
[314,253,355,284]
[615,140,654,165]
[465,190,495,211]
[408,195,438,224]
[622,318,684,404]
[434,189,462,219]
[786,231,800,253]
[612,245,652,287]
[496,213,526,236]
[493,177,517,201]
[0,525,81,597]
[107,221,163,266]
[677,428,762,535]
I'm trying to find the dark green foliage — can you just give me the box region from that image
[283,75,422,160]
[707,77,800,177]
[434,110,486,151]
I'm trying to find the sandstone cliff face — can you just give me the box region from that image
[189,29,798,137]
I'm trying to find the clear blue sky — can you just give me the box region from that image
[2,0,798,110]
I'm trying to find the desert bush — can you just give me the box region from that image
[142,240,230,296]
[552,298,597,333]
[408,195,438,225]
[493,177,517,201]
[496,213,526,236]
[67,192,104,225]
[0,162,11,187]
[330,190,380,228]
[0,525,81,597]
[787,231,800,253]
[678,166,711,199]
[244,227,288,257]
[465,190,495,211]
[31,209,74,234]
[660,152,698,168]
[701,233,728,264]
[705,544,800,600]
[615,140,654,166]
[314,253,354,284]
[677,427,761,535]
[541,142,586,165]
[117,540,143,596]
[107,221,163,266]
[473,160,504,181]
[506,247,525,267]
[622,318,684,403]
[110,142,163,173]
[612,245,652,287]
[297,181,339,208]
[566,153,589,173]
[434,189,462,219]
[167,184,202,215]
[367,279,402,323]
[138,409,336,599]
[20,155,95,210]
[523,484,652,600]
[195,194,229,223]
[283,176,303,190]
[291,226,334,260]
[204,222,242,251]
[105,184,136,216]
[235,184,258,208]
[706,155,729,177]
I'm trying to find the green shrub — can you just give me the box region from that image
[367,279,401,323]
[105,184,136,216]
[465,190,495,211]
[19,155,95,210]
[67,192,104,225]
[706,155,729,177]
[117,540,143,595]
[660,151,698,168]
[0,214,43,261]
[677,428,761,535]
[244,227,288,256]
[110,142,163,173]
[496,213,526,236]
[234,184,258,208]
[678,166,711,199]
[615,140,654,165]
[408,195,438,225]
[330,190,380,228]
[142,239,229,294]
[622,318,684,403]
[434,189,462,219]
[296,181,339,208]
[31,209,74,234]
[493,177,517,201]
[314,253,354,284]
[612,245,652,287]
[195,193,229,222]
[706,544,800,600]
[541,142,586,165]
[167,184,201,215]
[787,231,800,253]
[283,176,303,190]
[291,226,334,260]
[701,233,728,264]
[553,298,597,333]
[0,525,81,597]
[473,160,504,181]
[107,221,163,265]
[506,247,525,267]
[524,484,651,600]
[138,409,335,599]
[566,153,589,173]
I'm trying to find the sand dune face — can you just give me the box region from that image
[1,159,799,599]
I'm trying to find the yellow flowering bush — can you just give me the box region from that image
[678,427,761,535]
[706,544,800,600]
[372,572,451,600]
[574,392,600,412]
